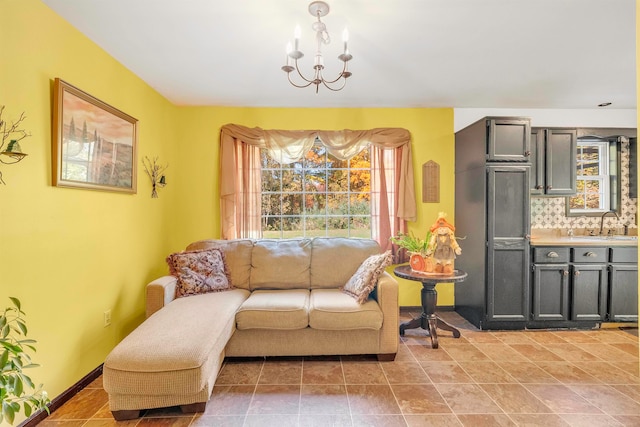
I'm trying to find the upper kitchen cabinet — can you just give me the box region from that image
[487,118,531,162]
[530,128,577,196]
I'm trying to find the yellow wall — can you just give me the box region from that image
[0,1,180,423]
[1,1,455,423]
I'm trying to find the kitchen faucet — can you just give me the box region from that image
[599,210,620,235]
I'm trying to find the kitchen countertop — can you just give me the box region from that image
[530,235,638,247]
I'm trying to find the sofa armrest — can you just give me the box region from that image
[375,271,399,355]
[146,276,177,318]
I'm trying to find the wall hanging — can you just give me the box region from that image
[142,156,168,198]
[0,105,30,185]
[52,78,138,193]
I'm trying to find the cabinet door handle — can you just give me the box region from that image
[525,151,531,157]
[536,185,543,190]
[546,185,553,190]
[585,251,597,257]
[562,270,569,276]
[574,270,581,276]
[546,251,559,258]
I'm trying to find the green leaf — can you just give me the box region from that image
[14,377,23,396]
[0,315,6,329]
[8,297,21,311]
[16,321,27,336]
[0,350,8,367]
[2,324,9,339]
[24,402,32,417]
[3,401,15,425]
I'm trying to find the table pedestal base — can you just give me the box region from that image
[399,284,461,349]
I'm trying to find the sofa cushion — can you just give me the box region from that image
[309,289,383,330]
[185,239,253,290]
[236,289,309,330]
[342,251,393,304]
[310,238,381,289]
[166,248,232,298]
[250,239,311,290]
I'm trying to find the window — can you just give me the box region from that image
[261,141,372,238]
[569,140,609,213]
[567,137,621,215]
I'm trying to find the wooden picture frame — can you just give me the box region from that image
[52,78,138,193]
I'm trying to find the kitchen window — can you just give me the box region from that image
[567,137,621,215]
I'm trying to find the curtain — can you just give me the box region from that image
[219,124,416,257]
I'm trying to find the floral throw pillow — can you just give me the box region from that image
[342,251,392,304]
[166,248,232,298]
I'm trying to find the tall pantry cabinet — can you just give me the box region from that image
[454,117,532,330]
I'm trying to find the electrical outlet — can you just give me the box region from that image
[104,309,111,327]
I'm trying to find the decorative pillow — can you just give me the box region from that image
[342,250,392,304]
[166,248,233,298]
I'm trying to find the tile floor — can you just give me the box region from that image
[40,310,639,427]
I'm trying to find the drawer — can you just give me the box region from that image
[533,247,569,263]
[610,247,638,263]
[571,247,607,263]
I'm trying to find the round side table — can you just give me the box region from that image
[393,265,467,349]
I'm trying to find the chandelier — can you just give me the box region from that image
[281,1,352,93]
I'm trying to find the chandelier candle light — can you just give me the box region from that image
[282,1,352,93]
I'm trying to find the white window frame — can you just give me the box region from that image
[260,142,372,239]
[569,139,610,214]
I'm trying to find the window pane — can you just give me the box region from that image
[585,193,601,209]
[569,194,585,210]
[305,194,325,213]
[304,145,326,168]
[282,169,302,192]
[262,169,282,192]
[282,217,302,234]
[350,149,370,168]
[327,193,348,215]
[261,151,280,169]
[282,193,303,215]
[305,216,326,236]
[328,169,348,192]
[262,194,281,216]
[578,146,600,175]
[328,217,349,237]
[350,216,371,238]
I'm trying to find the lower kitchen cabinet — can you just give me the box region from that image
[609,264,638,322]
[532,264,569,321]
[571,264,608,321]
[530,245,636,328]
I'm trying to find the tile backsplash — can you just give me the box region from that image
[531,141,637,231]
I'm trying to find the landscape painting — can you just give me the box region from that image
[52,78,138,193]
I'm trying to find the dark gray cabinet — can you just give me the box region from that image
[609,247,638,322]
[530,128,577,195]
[532,263,569,321]
[571,263,608,322]
[455,117,531,330]
[487,119,531,162]
[530,246,606,324]
[531,245,636,327]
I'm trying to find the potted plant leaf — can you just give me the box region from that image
[0,297,50,425]
[390,231,434,273]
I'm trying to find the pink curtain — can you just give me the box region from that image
[219,124,416,253]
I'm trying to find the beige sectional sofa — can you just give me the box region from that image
[103,237,399,419]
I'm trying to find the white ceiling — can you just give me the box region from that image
[42,0,636,109]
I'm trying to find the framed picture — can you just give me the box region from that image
[52,78,138,193]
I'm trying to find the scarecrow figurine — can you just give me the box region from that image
[427,212,462,274]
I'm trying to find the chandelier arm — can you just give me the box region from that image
[293,59,315,84]
[287,72,315,89]
[321,77,348,92]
